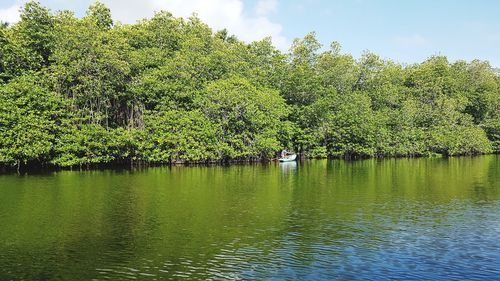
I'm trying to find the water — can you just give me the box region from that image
[0,156,499,280]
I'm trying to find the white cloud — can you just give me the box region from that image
[0,4,20,24]
[255,0,277,16]
[101,0,289,50]
[0,0,290,50]
[392,34,427,48]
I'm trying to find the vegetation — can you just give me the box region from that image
[1,1,499,168]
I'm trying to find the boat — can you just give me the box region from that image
[279,153,297,162]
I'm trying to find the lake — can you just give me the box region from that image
[0,156,499,280]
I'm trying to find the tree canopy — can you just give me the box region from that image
[0,1,498,168]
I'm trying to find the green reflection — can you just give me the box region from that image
[0,156,498,280]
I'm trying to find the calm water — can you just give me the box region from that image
[0,156,499,280]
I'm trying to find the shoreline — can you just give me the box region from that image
[1,153,496,175]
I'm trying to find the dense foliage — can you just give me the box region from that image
[1,2,499,168]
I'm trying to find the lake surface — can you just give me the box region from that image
[0,156,499,280]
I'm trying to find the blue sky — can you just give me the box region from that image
[268,0,500,66]
[1,0,499,67]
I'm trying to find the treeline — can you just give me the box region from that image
[1,1,499,168]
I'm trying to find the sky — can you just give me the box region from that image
[1,0,500,67]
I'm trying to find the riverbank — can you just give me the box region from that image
[1,152,497,174]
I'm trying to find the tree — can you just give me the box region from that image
[137,109,220,163]
[0,75,66,169]
[0,1,54,81]
[86,1,113,30]
[52,123,132,167]
[49,7,130,126]
[316,42,359,94]
[198,77,289,160]
[16,1,54,67]
[304,91,377,158]
[282,33,323,106]
[1,1,498,169]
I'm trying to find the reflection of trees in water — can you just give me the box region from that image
[59,171,142,280]
[128,164,295,279]
[0,170,144,280]
[239,157,500,279]
[0,157,499,280]
[245,160,359,279]
[484,155,500,199]
[100,181,139,260]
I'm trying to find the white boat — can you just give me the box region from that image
[279,153,297,162]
